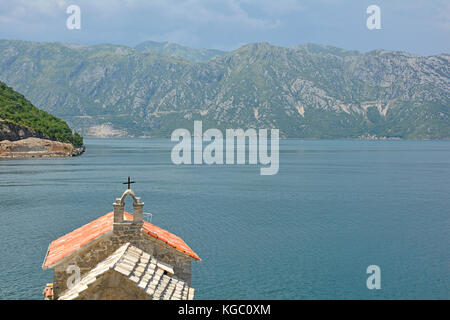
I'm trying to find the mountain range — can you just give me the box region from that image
[0,39,448,139]
[135,40,227,62]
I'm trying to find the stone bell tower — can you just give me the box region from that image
[112,177,145,241]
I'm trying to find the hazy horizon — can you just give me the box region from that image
[1,37,448,57]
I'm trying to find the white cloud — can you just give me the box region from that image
[0,0,68,17]
[72,0,282,29]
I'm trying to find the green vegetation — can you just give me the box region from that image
[0,82,83,147]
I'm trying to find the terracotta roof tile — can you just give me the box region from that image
[43,212,200,269]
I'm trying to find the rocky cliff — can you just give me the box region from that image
[0,118,49,141]
[0,119,85,158]
[0,137,85,158]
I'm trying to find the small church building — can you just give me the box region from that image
[41,185,200,300]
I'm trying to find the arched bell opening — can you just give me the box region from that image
[113,189,144,225]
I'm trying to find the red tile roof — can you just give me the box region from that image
[43,212,200,269]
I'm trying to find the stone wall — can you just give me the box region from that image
[75,270,152,300]
[53,222,192,299]
[139,233,192,286]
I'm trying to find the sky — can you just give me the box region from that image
[0,0,448,55]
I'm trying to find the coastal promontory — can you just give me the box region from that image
[0,82,84,158]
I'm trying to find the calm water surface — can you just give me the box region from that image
[0,139,449,299]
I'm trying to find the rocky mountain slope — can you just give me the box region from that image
[135,40,227,62]
[0,40,448,139]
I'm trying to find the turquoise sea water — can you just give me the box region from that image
[0,139,449,299]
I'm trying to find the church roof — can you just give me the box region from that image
[42,212,200,269]
[58,243,195,300]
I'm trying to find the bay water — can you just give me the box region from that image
[0,139,449,299]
